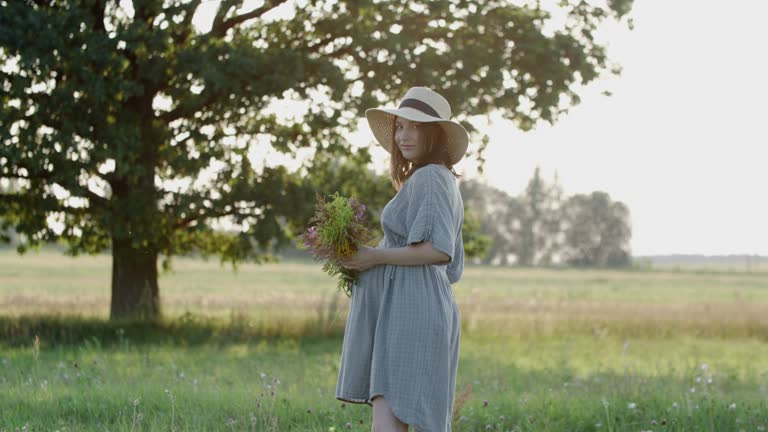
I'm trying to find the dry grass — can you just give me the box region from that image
[2,249,767,339]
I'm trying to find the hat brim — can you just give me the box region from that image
[365,107,469,165]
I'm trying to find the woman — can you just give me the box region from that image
[336,86,467,432]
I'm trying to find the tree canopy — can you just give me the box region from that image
[0,0,633,318]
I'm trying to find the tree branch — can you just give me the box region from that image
[209,0,291,38]
[158,91,221,123]
[89,0,107,33]
[210,0,238,34]
[4,168,110,209]
[171,200,262,229]
[0,192,90,217]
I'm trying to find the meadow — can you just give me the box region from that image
[1,249,767,431]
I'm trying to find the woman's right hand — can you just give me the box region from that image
[339,246,380,272]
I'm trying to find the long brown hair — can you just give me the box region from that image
[389,117,462,190]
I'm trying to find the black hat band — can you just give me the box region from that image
[398,98,442,119]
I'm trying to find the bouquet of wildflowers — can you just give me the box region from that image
[301,192,376,297]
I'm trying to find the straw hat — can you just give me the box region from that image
[365,87,469,165]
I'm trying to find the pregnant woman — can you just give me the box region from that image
[336,86,467,432]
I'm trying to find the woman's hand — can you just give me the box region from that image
[338,246,380,272]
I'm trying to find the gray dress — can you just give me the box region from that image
[335,164,464,432]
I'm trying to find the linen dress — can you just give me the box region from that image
[335,163,464,432]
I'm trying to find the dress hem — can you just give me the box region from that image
[369,392,426,432]
[335,393,427,432]
[336,394,373,407]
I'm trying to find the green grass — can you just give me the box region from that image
[1,249,768,431]
[2,333,767,431]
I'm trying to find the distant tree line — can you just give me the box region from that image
[460,167,632,267]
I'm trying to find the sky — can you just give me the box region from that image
[477,0,768,257]
[199,0,768,256]
[484,0,768,257]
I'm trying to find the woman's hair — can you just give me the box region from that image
[389,117,462,190]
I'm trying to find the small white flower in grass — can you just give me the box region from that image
[706,377,713,384]
[695,376,701,383]
[701,363,708,371]
[595,422,602,428]
[729,403,736,410]
[672,402,679,409]
[628,402,637,410]
[499,415,505,421]
[260,372,267,379]
[756,425,765,432]
[689,387,696,393]
[485,425,493,430]
[345,422,352,429]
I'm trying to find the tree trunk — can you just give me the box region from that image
[110,237,160,320]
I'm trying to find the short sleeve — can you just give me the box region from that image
[405,166,456,263]
[447,221,464,283]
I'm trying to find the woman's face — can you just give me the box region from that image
[394,117,426,163]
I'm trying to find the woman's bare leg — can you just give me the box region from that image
[371,396,409,432]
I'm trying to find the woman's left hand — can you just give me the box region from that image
[338,246,379,272]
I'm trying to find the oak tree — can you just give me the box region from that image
[0,0,633,319]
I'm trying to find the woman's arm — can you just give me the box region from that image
[339,241,449,272]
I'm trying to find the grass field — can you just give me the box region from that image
[1,249,768,431]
